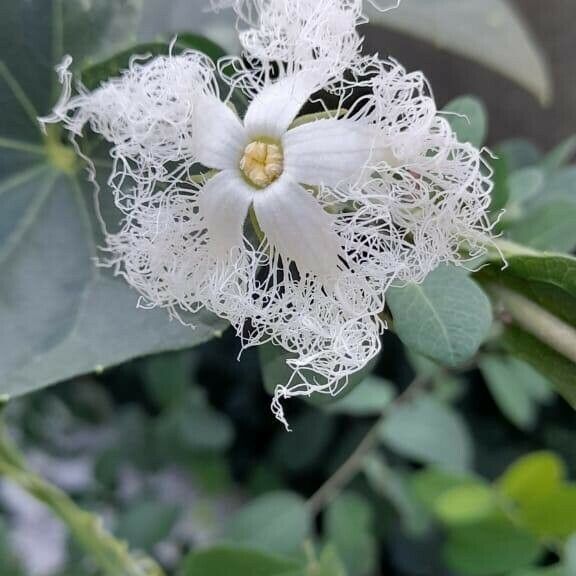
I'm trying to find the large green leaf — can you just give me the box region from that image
[387,266,492,367]
[379,395,474,472]
[181,547,301,576]
[0,0,226,398]
[369,0,551,104]
[443,517,542,576]
[479,356,553,430]
[325,492,377,576]
[222,492,310,557]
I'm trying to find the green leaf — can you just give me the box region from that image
[541,135,576,172]
[258,343,378,405]
[508,201,576,253]
[311,546,348,576]
[498,452,576,540]
[410,468,475,511]
[81,34,226,90]
[272,411,335,472]
[489,154,510,213]
[0,0,227,398]
[488,245,576,298]
[520,487,576,539]
[143,351,192,410]
[565,535,576,576]
[379,395,473,471]
[434,484,496,526]
[444,96,487,148]
[387,266,492,367]
[181,547,300,576]
[496,140,541,172]
[443,517,542,576]
[323,376,395,416]
[501,326,576,409]
[223,492,310,557]
[116,500,179,551]
[325,492,376,576]
[507,168,545,208]
[368,0,552,104]
[479,356,553,430]
[364,455,430,536]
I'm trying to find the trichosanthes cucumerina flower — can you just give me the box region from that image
[42,0,494,427]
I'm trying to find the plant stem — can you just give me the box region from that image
[306,374,430,516]
[494,285,576,365]
[0,425,165,576]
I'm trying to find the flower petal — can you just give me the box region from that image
[193,95,247,170]
[198,170,254,257]
[243,72,319,139]
[283,119,374,186]
[253,177,341,277]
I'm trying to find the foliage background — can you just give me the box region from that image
[0,1,575,575]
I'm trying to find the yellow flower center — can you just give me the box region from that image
[240,140,284,188]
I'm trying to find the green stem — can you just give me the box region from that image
[0,425,165,576]
[493,285,576,365]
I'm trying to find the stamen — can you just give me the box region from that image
[240,140,284,188]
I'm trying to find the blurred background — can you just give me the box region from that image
[0,1,575,575]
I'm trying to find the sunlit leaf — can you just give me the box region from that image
[444,96,487,148]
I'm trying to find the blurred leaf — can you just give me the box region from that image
[496,140,542,172]
[444,96,487,148]
[368,0,551,104]
[411,468,475,510]
[155,394,234,454]
[82,34,226,90]
[501,326,576,409]
[258,343,378,404]
[324,376,395,416]
[565,535,576,575]
[379,396,473,471]
[507,168,545,208]
[0,0,227,399]
[434,484,496,526]
[223,492,310,557]
[311,546,348,576]
[443,517,542,576]
[541,135,576,172]
[143,352,192,410]
[325,492,376,576]
[364,455,430,536]
[498,452,576,540]
[479,356,553,430]
[181,547,300,576]
[116,500,179,552]
[489,155,510,213]
[272,411,335,473]
[388,266,492,367]
[508,202,576,253]
[498,452,566,503]
[519,487,576,539]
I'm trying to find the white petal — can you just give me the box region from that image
[193,95,247,170]
[283,119,374,186]
[243,72,319,139]
[198,170,254,257]
[253,177,341,277]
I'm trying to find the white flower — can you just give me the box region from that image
[43,1,493,427]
